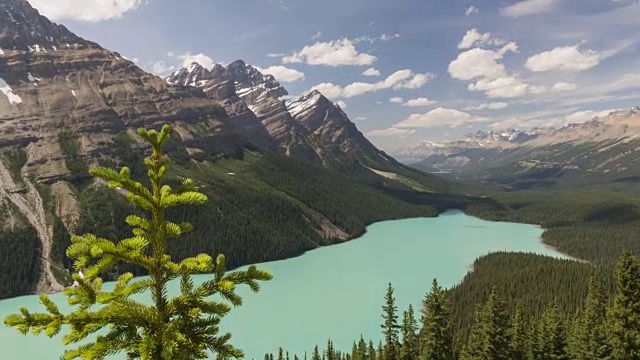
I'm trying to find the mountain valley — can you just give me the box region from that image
[0,0,471,299]
[397,107,640,190]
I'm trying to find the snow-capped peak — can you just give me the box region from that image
[285,90,324,119]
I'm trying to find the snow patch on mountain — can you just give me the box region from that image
[0,77,22,105]
[286,90,322,119]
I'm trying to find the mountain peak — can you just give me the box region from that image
[166,59,288,98]
[0,0,99,51]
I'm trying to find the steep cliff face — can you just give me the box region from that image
[0,0,244,294]
[168,61,400,170]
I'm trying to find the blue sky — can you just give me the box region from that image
[26,0,640,151]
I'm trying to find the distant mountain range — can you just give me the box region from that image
[395,107,640,189]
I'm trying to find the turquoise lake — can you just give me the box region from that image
[0,211,573,359]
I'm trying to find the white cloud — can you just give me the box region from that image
[26,0,146,22]
[390,97,405,104]
[551,82,578,92]
[565,109,617,123]
[366,128,416,137]
[466,102,510,110]
[400,73,435,89]
[309,70,435,99]
[267,53,285,58]
[468,76,530,98]
[256,65,305,82]
[336,100,347,109]
[282,38,377,66]
[501,0,558,18]
[529,85,548,94]
[310,31,322,40]
[380,33,401,41]
[342,82,377,97]
[353,116,367,121]
[465,5,479,16]
[172,52,215,69]
[363,68,381,77]
[149,61,175,75]
[448,43,540,99]
[355,34,401,44]
[448,45,516,81]
[525,45,602,72]
[394,108,488,128]
[403,98,437,107]
[310,82,344,98]
[458,29,507,49]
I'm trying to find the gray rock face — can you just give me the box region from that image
[0,0,98,50]
[0,1,243,184]
[167,62,398,170]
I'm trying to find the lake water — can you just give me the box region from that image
[0,211,573,359]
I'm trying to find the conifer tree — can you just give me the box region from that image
[399,304,418,360]
[326,339,336,360]
[536,303,568,360]
[358,336,368,360]
[609,250,640,360]
[368,341,376,360]
[461,288,511,360]
[313,346,322,360]
[510,302,529,360]
[570,277,611,360]
[352,342,359,360]
[4,125,272,360]
[376,341,384,360]
[381,283,400,360]
[566,310,584,360]
[419,279,453,360]
[278,348,284,360]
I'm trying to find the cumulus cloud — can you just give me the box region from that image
[353,116,367,121]
[149,61,175,75]
[551,82,578,92]
[465,5,479,16]
[310,83,344,98]
[389,97,405,104]
[394,108,488,128]
[501,0,558,18]
[336,100,347,109]
[402,98,437,107]
[525,45,602,72]
[448,42,553,99]
[172,52,215,69]
[565,109,617,123]
[468,77,530,98]
[26,0,146,22]
[363,68,381,77]
[465,102,509,110]
[267,53,285,58]
[256,65,305,82]
[282,38,377,66]
[366,128,416,137]
[448,44,518,81]
[458,29,507,49]
[309,70,435,99]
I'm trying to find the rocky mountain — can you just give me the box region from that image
[0,0,461,299]
[167,61,399,170]
[0,0,274,295]
[402,107,640,189]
